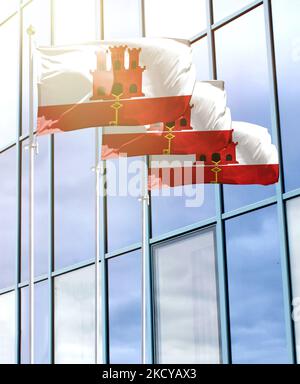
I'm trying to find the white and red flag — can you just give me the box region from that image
[36,38,195,134]
[36,40,279,186]
[101,82,279,186]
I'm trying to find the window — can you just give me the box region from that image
[212,153,221,163]
[226,207,289,363]
[166,122,175,128]
[286,197,300,362]
[226,154,232,162]
[54,266,98,364]
[112,83,123,96]
[215,6,276,211]
[54,0,97,44]
[0,0,18,24]
[106,156,142,252]
[145,0,207,39]
[193,37,210,82]
[0,147,16,290]
[130,84,138,93]
[103,0,141,39]
[213,0,253,23]
[272,0,300,192]
[180,118,187,127]
[0,292,15,364]
[0,15,19,149]
[55,130,95,270]
[108,251,141,363]
[153,229,221,363]
[200,155,206,162]
[21,281,50,364]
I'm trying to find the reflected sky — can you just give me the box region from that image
[151,34,216,238]
[226,206,288,363]
[0,291,15,364]
[0,147,16,290]
[213,0,253,22]
[104,0,141,39]
[272,0,300,192]
[145,0,207,39]
[54,0,97,44]
[193,37,210,82]
[0,0,18,24]
[0,0,299,365]
[0,15,19,150]
[54,265,97,364]
[21,281,50,364]
[215,6,276,211]
[286,197,300,361]
[54,130,95,270]
[108,250,141,363]
[106,157,142,252]
[153,230,220,364]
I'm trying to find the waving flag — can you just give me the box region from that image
[36,38,195,134]
[102,82,279,186]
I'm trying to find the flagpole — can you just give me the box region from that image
[141,156,150,364]
[27,25,36,365]
[95,129,100,364]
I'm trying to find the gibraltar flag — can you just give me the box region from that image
[102,82,279,186]
[36,38,195,134]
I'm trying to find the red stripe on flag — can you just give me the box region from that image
[149,164,279,188]
[102,130,236,160]
[37,96,191,135]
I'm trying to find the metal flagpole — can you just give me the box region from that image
[95,129,101,364]
[27,24,37,365]
[141,156,150,364]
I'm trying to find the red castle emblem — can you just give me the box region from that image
[90,46,238,181]
[91,45,145,100]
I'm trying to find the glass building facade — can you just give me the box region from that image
[0,0,299,364]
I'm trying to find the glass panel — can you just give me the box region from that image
[21,136,50,281]
[0,147,17,290]
[103,0,141,38]
[225,206,289,363]
[193,37,210,81]
[0,15,19,149]
[213,0,253,22]
[153,229,221,363]
[151,37,216,238]
[54,0,97,44]
[145,0,207,39]
[286,197,300,362]
[22,0,51,137]
[0,0,18,24]
[151,185,215,238]
[54,265,97,364]
[272,0,300,192]
[106,157,142,252]
[0,291,16,364]
[54,130,95,270]
[21,281,50,364]
[215,6,276,212]
[108,250,141,363]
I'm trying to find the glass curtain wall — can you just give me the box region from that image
[0,0,299,364]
